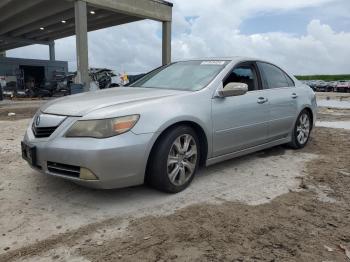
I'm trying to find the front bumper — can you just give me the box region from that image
[23,117,155,189]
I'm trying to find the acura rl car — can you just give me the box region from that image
[22,57,317,193]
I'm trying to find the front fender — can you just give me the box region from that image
[142,115,213,161]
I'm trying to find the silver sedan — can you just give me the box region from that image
[22,57,317,193]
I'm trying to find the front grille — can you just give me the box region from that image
[32,124,58,138]
[47,161,80,178]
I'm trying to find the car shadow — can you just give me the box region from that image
[13,144,299,229]
[198,145,287,177]
[32,144,290,199]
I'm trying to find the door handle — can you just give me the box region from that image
[291,93,298,99]
[257,97,268,104]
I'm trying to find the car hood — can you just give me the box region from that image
[41,87,188,116]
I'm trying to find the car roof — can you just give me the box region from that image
[173,56,297,81]
[175,56,254,62]
[175,56,279,65]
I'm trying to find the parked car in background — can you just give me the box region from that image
[306,80,317,91]
[314,81,330,92]
[22,57,317,193]
[328,81,338,92]
[335,80,350,93]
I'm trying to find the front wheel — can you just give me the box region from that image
[288,110,312,149]
[147,126,200,193]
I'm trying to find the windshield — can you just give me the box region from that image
[131,60,229,91]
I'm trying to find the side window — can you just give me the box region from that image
[257,62,293,89]
[223,65,258,91]
[285,74,295,87]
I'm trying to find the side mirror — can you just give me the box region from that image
[218,82,248,97]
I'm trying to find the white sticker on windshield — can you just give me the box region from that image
[201,61,226,65]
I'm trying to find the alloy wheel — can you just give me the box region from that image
[167,134,198,186]
[296,113,310,145]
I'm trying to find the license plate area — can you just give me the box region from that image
[21,141,37,166]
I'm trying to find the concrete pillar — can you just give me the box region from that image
[49,41,55,61]
[74,0,90,91]
[162,21,171,65]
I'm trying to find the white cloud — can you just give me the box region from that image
[172,18,350,74]
[6,0,350,75]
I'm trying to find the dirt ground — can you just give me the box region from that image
[0,93,349,262]
[0,100,46,121]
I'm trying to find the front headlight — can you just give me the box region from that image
[65,115,139,138]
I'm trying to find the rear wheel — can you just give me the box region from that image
[288,110,312,149]
[147,126,199,193]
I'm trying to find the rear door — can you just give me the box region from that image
[212,62,270,156]
[257,62,297,141]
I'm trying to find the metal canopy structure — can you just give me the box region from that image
[0,0,173,90]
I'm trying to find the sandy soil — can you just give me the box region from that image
[0,94,349,261]
[0,100,47,120]
[317,93,350,123]
[0,119,316,257]
[316,92,350,101]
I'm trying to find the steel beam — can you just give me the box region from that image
[25,10,112,39]
[0,35,49,46]
[75,0,90,91]
[10,9,75,37]
[0,42,31,52]
[0,0,47,23]
[0,1,72,35]
[0,0,12,9]
[86,0,172,22]
[162,21,171,65]
[36,15,138,41]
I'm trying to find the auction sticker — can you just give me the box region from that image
[200,61,226,65]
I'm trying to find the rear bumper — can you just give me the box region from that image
[23,124,155,189]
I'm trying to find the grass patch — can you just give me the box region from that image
[295,75,350,81]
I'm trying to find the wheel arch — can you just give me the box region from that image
[145,120,209,181]
[289,105,315,145]
[301,106,314,130]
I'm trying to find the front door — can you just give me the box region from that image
[212,62,270,157]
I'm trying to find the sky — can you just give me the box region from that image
[6,0,350,75]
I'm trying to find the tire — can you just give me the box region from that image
[288,110,312,149]
[147,125,200,193]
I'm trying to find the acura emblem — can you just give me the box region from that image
[35,115,41,126]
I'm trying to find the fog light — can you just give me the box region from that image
[80,167,98,180]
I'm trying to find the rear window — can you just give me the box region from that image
[257,62,294,89]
